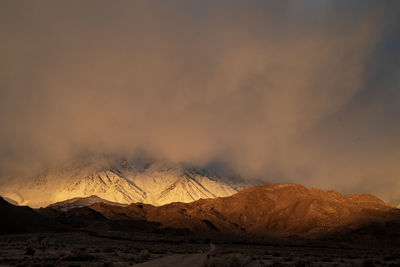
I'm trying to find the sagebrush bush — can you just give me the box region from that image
[136,249,150,263]
[209,253,251,267]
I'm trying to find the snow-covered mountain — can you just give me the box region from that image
[0,155,254,208]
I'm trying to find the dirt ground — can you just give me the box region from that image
[0,231,399,266]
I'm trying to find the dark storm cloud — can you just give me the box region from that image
[0,1,399,202]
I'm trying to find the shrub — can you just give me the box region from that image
[136,249,150,263]
[64,248,95,261]
[362,259,375,267]
[25,247,35,256]
[295,259,311,267]
[209,253,251,267]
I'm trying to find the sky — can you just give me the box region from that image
[0,1,399,203]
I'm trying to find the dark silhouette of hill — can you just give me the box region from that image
[0,197,65,234]
[39,199,165,233]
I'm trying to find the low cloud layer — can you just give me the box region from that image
[1,1,399,202]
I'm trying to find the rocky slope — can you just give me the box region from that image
[87,184,400,239]
[47,195,127,212]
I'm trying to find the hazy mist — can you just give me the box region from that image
[1,1,399,203]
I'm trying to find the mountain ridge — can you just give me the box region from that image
[47,195,128,211]
[84,183,400,239]
[0,156,248,208]
[3,183,400,244]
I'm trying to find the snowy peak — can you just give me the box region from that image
[0,156,249,208]
[126,161,238,205]
[65,169,146,203]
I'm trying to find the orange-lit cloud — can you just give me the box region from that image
[0,1,399,203]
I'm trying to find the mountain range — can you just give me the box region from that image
[3,183,399,243]
[0,155,251,208]
[2,154,399,243]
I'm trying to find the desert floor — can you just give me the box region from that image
[0,231,399,266]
